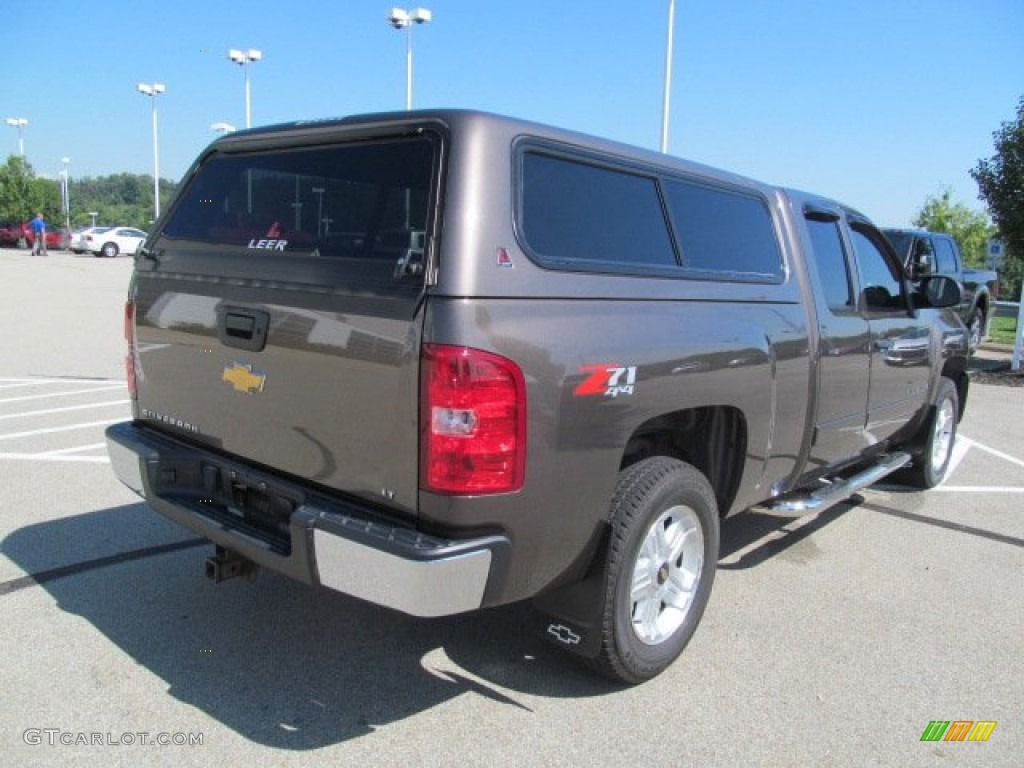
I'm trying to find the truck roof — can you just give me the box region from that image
[203,108,862,219]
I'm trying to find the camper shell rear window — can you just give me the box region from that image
[160,136,437,261]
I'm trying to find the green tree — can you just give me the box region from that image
[68,174,177,230]
[971,95,1024,297]
[0,155,62,224]
[912,187,994,267]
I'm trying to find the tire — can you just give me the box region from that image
[588,457,719,684]
[966,308,984,353]
[902,377,959,489]
[101,242,119,258]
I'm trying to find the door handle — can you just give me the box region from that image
[217,306,270,352]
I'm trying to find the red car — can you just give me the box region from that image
[26,223,70,250]
[0,220,26,247]
[7,220,70,250]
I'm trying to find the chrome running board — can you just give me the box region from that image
[759,452,911,515]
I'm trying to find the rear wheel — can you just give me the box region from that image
[589,457,719,684]
[903,377,959,488]
[101,242,119,258]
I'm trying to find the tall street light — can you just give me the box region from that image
[660,0,676,154]
[60,157,71,233]
[5,117,28,158]
[136,82,166,221]
[227,49,262,128]
[387,7,432,110]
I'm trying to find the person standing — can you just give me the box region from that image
[29,212,47,256]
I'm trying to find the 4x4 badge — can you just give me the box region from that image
[573,364,637,398]
[222,362,266,394]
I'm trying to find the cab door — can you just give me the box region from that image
[803,208,871,469]
[847,221,932,442]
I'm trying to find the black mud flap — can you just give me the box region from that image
[531,526,610,659]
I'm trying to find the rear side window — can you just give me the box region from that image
[520,152,676,268]
[519,149,783,282]
[161,137,436,259]
[662,180,782,279]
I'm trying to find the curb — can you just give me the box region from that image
[978,342,1017,354]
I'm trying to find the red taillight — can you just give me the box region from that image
[421,344,526,495]
[124,299,137,398]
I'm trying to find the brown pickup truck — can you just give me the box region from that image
[106,110,968,683]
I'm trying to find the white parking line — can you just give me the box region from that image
[941,435,974,484]
[0,452,109,463]
[934,486,1024,493]
[0,418,124,442]
[0,384,126,404]
[0,400,130,421]
[0,377,123,386]
[936,434,1024,494]
[967,438,1024,470]
[39,442,107,456]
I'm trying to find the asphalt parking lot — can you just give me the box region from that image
[1,247,1021,767]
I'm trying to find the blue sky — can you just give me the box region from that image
[2,0,1021,226]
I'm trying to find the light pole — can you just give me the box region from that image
[227,49,262,128]
[660,0,676,154]
[136,82,165,221]
[311,186,325,237]
[4,117,28,158]
[60,157,71,234]
[88,212,98,227]
[387,7,432,110]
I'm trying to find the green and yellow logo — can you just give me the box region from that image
[920,720,997,742]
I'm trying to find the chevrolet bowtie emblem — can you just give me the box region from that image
[222,363,266,394]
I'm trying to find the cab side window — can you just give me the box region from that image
[849,226,906,312]
[932,237,959,274]
[806,218,854,312]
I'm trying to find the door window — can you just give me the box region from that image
[850,226,906,313]
[806,219,853,312]
[932,237,959,274]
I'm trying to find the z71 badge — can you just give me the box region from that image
[573,364,638,398]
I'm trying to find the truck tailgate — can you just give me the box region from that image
[129,133,439,516]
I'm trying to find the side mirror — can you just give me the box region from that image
[916,275,961,309]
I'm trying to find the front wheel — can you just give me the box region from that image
[101,242,119,258]
[967,309,984,353]
[902,377,959,489]
[589,457,719,684]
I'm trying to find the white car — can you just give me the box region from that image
[70,226,111,254]
[84,226,147,258]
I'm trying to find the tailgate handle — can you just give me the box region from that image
[217,307,269,352]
